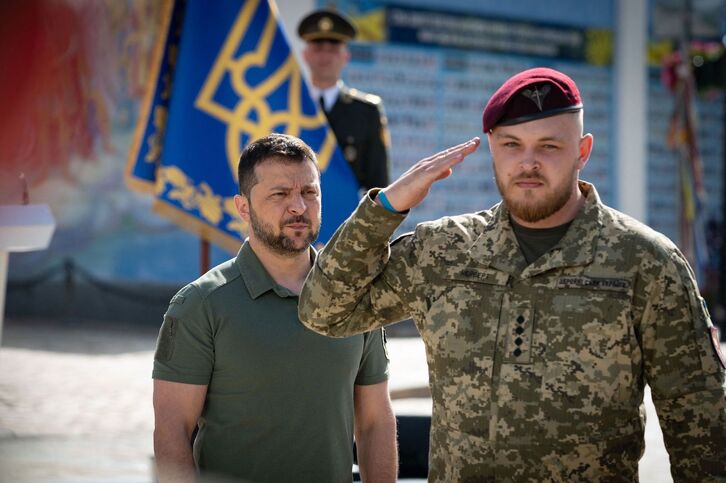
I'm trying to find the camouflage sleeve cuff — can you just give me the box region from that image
[363,188,409,234]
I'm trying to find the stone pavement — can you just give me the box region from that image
[0,317,689,482]
[0,319,157,482]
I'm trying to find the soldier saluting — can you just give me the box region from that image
[299,67,726,481]
[298,8,390,192]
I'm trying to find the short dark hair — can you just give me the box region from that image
[237,133,319,197]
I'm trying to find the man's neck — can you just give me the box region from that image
[248,238,312,294]
[310,77,338,90]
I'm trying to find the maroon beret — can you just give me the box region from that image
[482,67,583,132]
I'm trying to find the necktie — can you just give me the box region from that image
[318,95,326,113]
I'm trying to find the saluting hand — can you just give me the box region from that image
[378,137,480,212]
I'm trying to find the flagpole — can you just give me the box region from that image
[721,74,726,321]
[678,0,691,266]
[200,238,210,275]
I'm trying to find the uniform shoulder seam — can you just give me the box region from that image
[346,87,382,105]
[189,261,242,301]
[601,206,677,254]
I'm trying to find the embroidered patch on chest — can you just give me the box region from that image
[556,276,631,292]
[447,267,509,285]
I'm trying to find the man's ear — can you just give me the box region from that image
[234,194,250,222]
[578,133,594,169]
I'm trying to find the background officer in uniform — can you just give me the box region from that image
[299,68,726,481]
[298,8,390,192]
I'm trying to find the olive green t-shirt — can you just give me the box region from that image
[510,218,573,265]
[153,242,389,483]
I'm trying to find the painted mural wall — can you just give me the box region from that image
[3,0,232,285]
[3,0,725,292]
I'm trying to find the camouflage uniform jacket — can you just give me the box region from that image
[299,182,726,482]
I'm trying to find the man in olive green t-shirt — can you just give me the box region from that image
[152,134,397,483]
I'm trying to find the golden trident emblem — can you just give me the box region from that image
[195,0,337,180]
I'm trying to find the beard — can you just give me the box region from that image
[495,165,577,223]
[249,205,319,257]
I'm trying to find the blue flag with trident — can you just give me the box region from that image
[126,0,360,252]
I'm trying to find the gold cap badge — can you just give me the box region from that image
[319,16,333,31]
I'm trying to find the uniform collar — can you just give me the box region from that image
[235,241,316,299]
[469,181,603,278]
[309,81,341,112]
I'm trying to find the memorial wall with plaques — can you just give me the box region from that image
[339,3,615,235]
[333,0,725,276]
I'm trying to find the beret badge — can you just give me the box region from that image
[521,84,550,111]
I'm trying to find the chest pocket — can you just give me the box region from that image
[422,265,507,436]
[540,278,636,409]
[425,266,508,355]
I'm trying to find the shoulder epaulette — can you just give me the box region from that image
[346,87,382,106]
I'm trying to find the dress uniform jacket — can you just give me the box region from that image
[299,182,726,482]
[323,83,390,191]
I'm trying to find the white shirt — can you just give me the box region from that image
[308,82,341,112]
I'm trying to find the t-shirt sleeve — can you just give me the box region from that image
[354,328,390,385]
[152,283,214,385]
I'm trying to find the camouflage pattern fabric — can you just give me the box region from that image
[299,181,726,482]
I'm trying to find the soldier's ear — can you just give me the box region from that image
[577,133,593,168]
[234,194,251,222]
